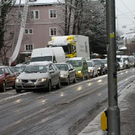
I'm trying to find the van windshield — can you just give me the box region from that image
[62,44,71,54]
[31,56,52,62]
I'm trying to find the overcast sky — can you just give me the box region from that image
[116,0,135,34]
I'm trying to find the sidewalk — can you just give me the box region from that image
[79,81,135,135]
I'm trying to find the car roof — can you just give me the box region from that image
[55,63,68,65]
[67,57,84,60]
[0,66,8,68]
[29,61,52,66]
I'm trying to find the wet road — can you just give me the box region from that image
[0,68,135,135]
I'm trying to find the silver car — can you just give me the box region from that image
[55,63,77,85]
[15,62,61,93]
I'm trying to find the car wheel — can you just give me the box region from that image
[66,77,70,85]
[56,79,61,89]
[73,75,77,83]
[1,81,6,92]
[12,85,15,89]
[16,89,21,93]
[100,69,103,75]
[47,80,52,92]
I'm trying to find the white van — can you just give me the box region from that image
[30,47,66,63]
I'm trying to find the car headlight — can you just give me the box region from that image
[39,78,46,82]
[78,71,81,73]
[98,67,101,70]
[16,78,21,83]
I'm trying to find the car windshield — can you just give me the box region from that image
[55,64,68,71]
[0,68,4,74]
[116,58,121,62]
[87,62,92,67]
[31,56,52,62]
[92,60,100,65]
[23,65,47,73]
[11,66,26,73]
[100,60,107,64]
[67,60,82,67]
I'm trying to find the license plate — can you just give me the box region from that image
[23,83,34,86]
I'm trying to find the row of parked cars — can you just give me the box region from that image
[0,55,134,93]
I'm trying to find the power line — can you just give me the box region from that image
[117,10,135,16]
[116,8,135,24]
[120,0,135,17]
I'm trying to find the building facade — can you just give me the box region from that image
[7,1,64,64]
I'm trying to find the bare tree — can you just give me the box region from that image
[0,0,16,65]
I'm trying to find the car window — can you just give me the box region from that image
[5,68,10,74]
[7,67,14,74]
[24,65,47,73]
[68,64,73,70]
[52,64,58,71]
[49,65,55,71]
[55,64,68,71]
[0,68,4,74]
[87,62,92,67]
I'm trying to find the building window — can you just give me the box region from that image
[30,10,39,20]
[25,28,33,34]
[49,9,57,18]
[49,27,57,36]
[25,44,34,51]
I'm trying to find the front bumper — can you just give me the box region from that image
[15,81,48,90]
[60,77,68,83]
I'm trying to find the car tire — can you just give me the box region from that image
[47,80,52,92]
[12,85,15,89]
[73,75,77,83]
[1,81,6,92]
[16,89,21,93]
[56,79,61,89]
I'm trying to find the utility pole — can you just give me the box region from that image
[106,0,121,135]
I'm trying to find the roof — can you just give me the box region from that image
[15,0,64,6]
[67,57,84,60]
[29,61,52,66]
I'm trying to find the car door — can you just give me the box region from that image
[53,64,60,84]
[48,64,56,86]
[68,64,75,81]
[7,67,16,86]
[4,68,12,86]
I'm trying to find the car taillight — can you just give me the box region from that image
[0,79,2,82]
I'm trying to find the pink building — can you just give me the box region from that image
[6,0,64,64]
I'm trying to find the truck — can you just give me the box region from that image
[48,35,90,60]
[30,47,66,63]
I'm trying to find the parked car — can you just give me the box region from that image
[55,63,77,84]
[87,60,98,78]
[66,57,89,80]
[116,56,126,70]
[0,66,16,92]
[91,59,106,75]
[100,59,107,73]
[15,62,61,93]
[10,65,26,76]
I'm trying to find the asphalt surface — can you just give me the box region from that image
[79,80,135,135]
[0,68,135,135]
